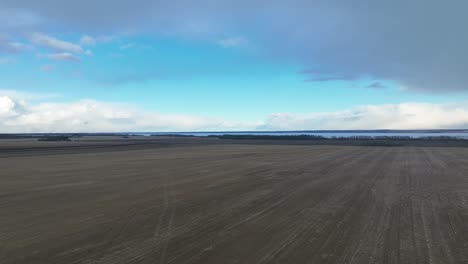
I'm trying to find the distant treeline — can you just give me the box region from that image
[203,134,468,147]
[207,134,466,141]
[208,134,327,140]
[151,134,198,137]
[0,133,83,139]
[37,136,72,141]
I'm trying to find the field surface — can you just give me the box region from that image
[1,137,468,263]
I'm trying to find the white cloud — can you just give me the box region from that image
[0,96,18,117]
[45,52,80,62]
[0,93,251,133]
[216,36,248,48]
[0,91,468,132]
[262,103,468,130]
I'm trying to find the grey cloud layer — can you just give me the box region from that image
[2,0,468,91]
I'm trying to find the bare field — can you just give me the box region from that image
[1,138,468,263]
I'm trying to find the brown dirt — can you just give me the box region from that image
[1,138,468,263]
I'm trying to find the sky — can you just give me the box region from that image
[1,0,468,132]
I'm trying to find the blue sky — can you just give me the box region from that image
[1,1,468,132]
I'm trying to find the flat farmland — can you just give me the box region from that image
[1,139,468,263]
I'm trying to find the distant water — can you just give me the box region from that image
[139,131,468,139]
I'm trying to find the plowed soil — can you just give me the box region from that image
[1,138,468,263]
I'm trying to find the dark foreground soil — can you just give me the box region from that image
[1,138,468,263]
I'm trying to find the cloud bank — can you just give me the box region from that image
[260,103,468,131]
[2,0,468,92]
[0,93,245,133]
[1,92,467,133]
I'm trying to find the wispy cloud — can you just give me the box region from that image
[119,43,135,50]
[29,32,89,54]
[0,42,29,53]
[366,82,388,90]
[302,73,353,82]
[0,57,16,64]
[45,52,81,62]
[216,36,248,48]
[79,35,96,46]
[0,35,30,54]
[40,64,55,72]
[119,42,152,51]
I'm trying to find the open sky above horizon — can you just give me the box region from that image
[1,0,468,132]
